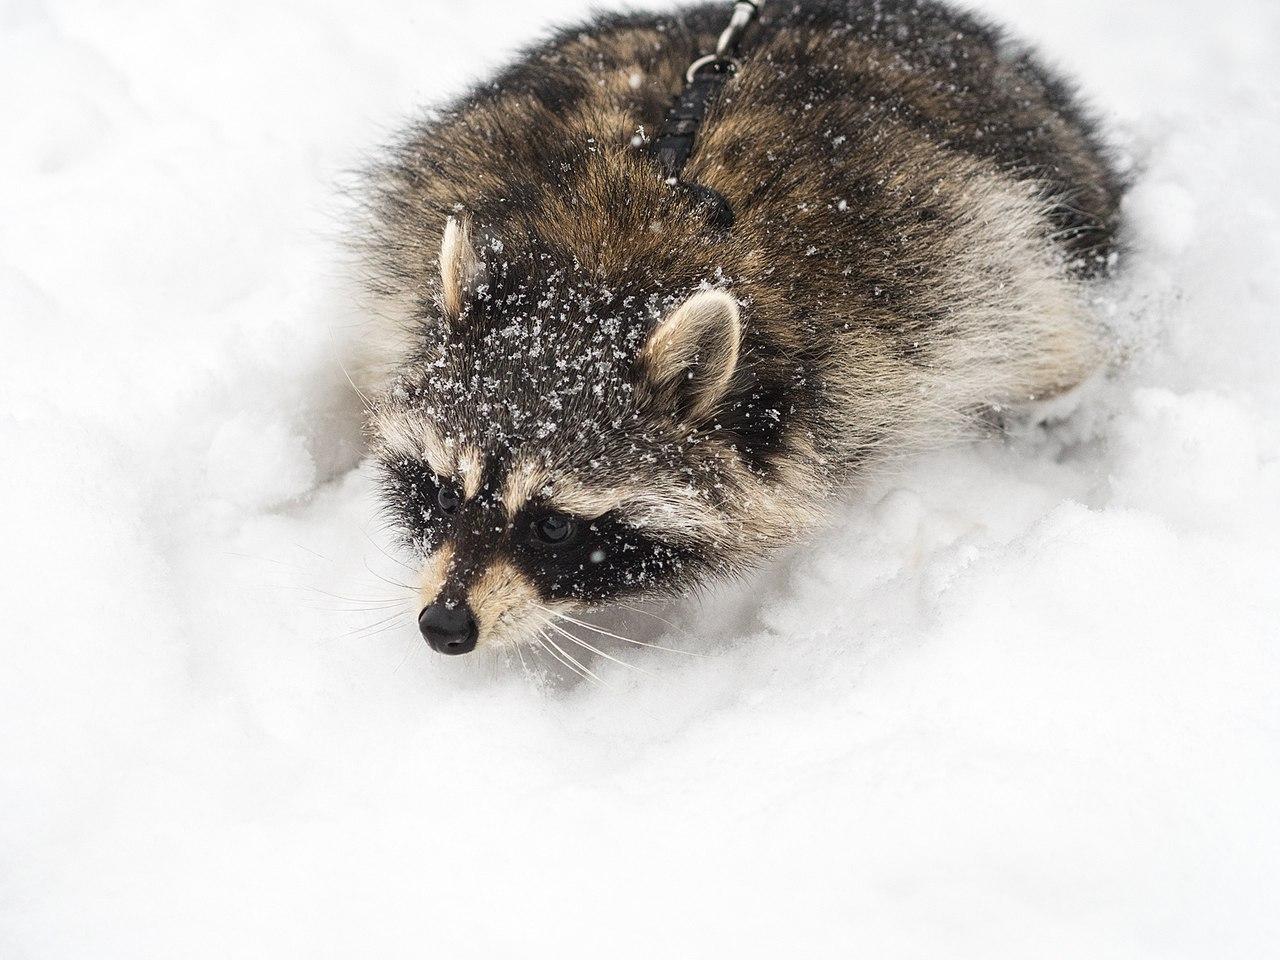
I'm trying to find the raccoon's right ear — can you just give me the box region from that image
[637,289,742,424]
[438,216,487,318]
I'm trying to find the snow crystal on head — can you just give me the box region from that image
[407,244,673,467]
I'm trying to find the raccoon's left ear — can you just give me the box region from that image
[637,289,741,423]
[438,216,487,318]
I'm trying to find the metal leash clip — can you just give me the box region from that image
[686,0,764,82]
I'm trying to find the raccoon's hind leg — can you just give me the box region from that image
[926,172,1108,422]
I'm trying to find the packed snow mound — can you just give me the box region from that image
[1,1,1278,957]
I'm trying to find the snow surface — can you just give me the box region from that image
[2,1,1279,956]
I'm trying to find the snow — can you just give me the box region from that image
[2,0,1278,956]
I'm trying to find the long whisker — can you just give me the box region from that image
[290,541,332,562]
[615,602,684,632]
[362,558,414,592]
[288,585,409,606]
[393,633,421,674]
[336,354,375,414]
[541,608,707,658]
[302,600,409,614]
[533,630,588,683]
[525,636,552,678]
[362,530,418,575]
[539,628,606,686]
[324,609,412,644]
[539,618,648,675]
[350,612,414,639]
[513,635,532,679]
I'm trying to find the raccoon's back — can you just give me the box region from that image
[367,0,1120,278]
[713,0,1121,267]
[360,0,1121,434]
[353,0,1128,519]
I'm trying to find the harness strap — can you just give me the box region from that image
[648,1,764,232]
[652,61,734,186]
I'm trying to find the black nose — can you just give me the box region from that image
[418,601,478,655]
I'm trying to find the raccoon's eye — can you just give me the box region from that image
[532,512,578,547]
[436,484,461,515]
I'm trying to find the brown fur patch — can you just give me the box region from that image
[417,543,456,608]
[467,558,542,647]
[370,407,453,476]
[457,445,485,499]
[501,457,552,515]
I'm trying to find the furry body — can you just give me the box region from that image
[357,0,1122,651]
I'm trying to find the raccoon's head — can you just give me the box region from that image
[370,218,764,655]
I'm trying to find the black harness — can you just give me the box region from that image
[648,0,764,232]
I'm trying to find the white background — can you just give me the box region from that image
[1,0,1278,956]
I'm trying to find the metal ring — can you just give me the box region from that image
[716,1,758,58]
[686,55,737,84]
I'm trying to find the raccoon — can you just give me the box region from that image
[354,0,1122,657]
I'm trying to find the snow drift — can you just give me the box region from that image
[1,0,1277,956]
